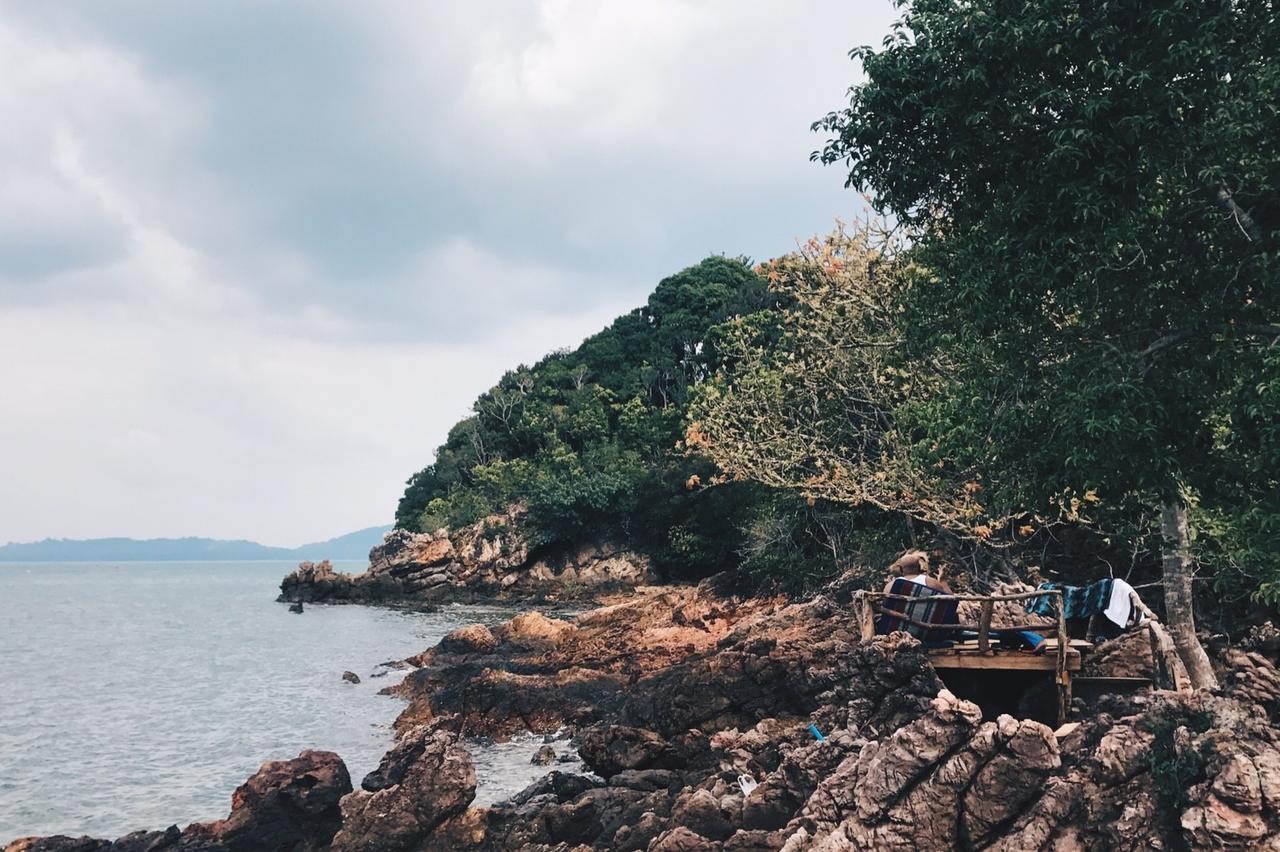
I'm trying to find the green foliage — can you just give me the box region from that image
[813,0,1280,592]
[735,492,912,592]
[394,256,786,578]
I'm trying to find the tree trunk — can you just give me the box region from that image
[1160,500,1218,690]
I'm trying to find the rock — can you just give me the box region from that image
[671,788,733,841]
[289,601,304,613]
[578,725,679,777]
[531,744,557,766]
[182,749,352,851]
[277,559,358,604]
[341,671,360,684]
[508,770,603,806]
[437,624,498,656]
[6,753,351,852]
[649,826,722,851]
[1083,629,1155,679]
[4,839,111,852]
[332,727,475,851]
[278,506,655,607]
[495,612,576,650]
[369,659,414,679]
[608,769,684,793]
[1224,647,1280,721]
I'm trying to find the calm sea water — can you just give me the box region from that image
[0,561,569,843]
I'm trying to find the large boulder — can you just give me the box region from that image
[181,749,352,851]
[579,726,681,777]
[330,727,475,852]
[277,560,354,603]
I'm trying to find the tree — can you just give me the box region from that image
[689,224,982,530]
[814,0,1280,686]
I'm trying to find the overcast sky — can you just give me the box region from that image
[0,1,897,546]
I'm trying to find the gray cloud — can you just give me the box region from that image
[0,0,897,544]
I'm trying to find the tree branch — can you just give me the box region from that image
[1139,323,1280,359]
[1215,183,1263,242]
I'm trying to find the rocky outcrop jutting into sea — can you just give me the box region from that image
[278,507,654,606]
[5,749,351,852]
[14,577,1280,850]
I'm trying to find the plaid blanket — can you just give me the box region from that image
[1025,579,1113,620]
[876,577,959,643]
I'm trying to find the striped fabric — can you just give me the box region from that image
[1026,580,1113,620]
[876,577,960,644]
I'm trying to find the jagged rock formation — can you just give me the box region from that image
[14,580,1280,851]
[331,727,475,851]
[5,750,351,852]
[278,507,653,605]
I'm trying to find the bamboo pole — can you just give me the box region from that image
[1056,597,1070,725]
[871,607,1056,635]
[977,600,994,654]
[871,589,1063,604]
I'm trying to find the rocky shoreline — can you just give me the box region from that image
[279,509,654,607]
[11,574,1280,851]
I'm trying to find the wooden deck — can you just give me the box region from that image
[927,638,1088,671]
[851,586,1189,725]
[853,587,1078,723]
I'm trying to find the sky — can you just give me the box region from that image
[0,1,898,547]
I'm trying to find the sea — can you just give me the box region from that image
[0,561,579,843]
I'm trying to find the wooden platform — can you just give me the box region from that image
[926,638,1089,671]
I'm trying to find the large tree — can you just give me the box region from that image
[814,0,1280,686]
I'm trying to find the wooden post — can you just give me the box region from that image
[1055,591,1070,725]
[1147,620,1190,692]
[977,599,994,654]
[857,592,876,641]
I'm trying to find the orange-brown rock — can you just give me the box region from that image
[279,506,654,606]
[331,727,474,852]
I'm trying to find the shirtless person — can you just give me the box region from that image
[883,548,952,594]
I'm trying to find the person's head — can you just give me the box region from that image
[889,549,930,576]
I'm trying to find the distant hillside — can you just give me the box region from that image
[0,525,392,562]
[290,526,394,561]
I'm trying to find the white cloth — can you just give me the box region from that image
[1104,578,1143,629]
[907,574,930,587]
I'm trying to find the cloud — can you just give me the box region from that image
[0,1,896,544]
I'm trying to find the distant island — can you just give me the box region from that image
[0,525,392,562]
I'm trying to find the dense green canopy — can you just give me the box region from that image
[811,0,1280,599]
[395,257,796,575]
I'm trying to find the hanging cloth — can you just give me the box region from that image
[1104,578,1147,629]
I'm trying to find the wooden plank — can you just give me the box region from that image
[1147,620,1190,692]
[1073,676,1154,685]
[857,594,876,641]
[927,651,1082,672]
[940,638,1092,655]
[873,606,1056,635]
[1054,722,1080,738]
[875,589,1063,604]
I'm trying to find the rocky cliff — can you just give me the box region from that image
[278,507,654,605]
[14,579,1280,851]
